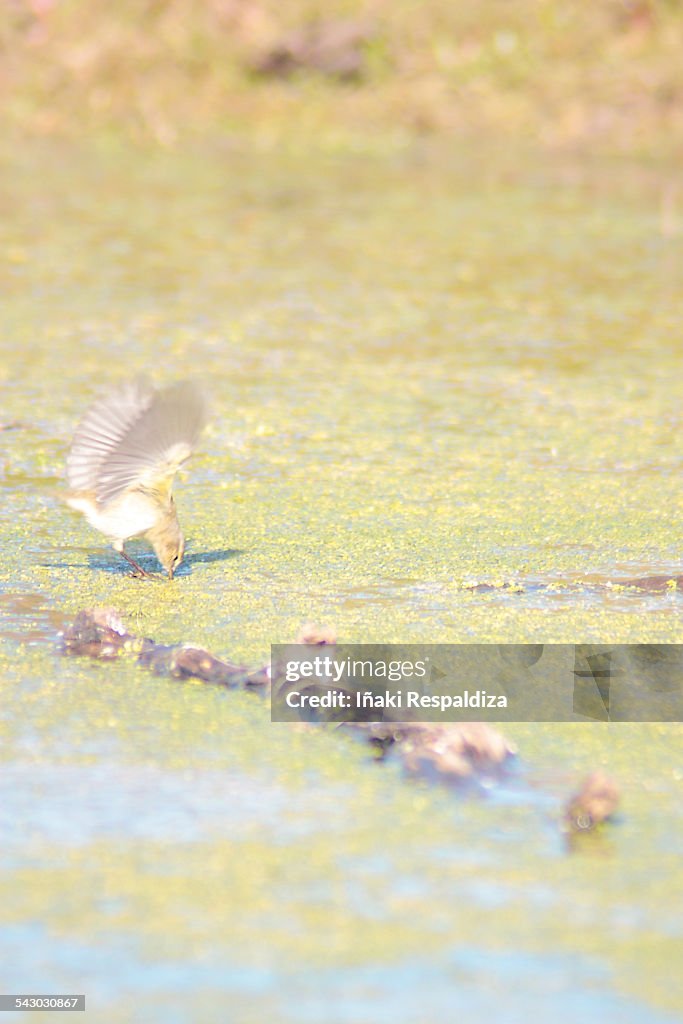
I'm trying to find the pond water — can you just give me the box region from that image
[0,140,681,1022]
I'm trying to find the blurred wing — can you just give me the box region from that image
[67,380,207,505]
[66,377,155,495]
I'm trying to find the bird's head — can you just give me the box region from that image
[148,511,185,579]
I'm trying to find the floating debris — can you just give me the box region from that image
[60,607,146,659]
[60,611,517,793]
[462,580,526,594]
[564,771,620,832]
[348,720,516,785]
[59,608,269,689]
[613,575,682,593]
[461,574,683,596]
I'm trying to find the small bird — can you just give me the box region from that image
[66,378,207,579]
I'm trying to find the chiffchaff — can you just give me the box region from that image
[66,378,207,579]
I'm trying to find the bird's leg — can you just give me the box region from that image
[117,546,153,579]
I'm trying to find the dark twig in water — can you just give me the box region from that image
[59,608,269,689]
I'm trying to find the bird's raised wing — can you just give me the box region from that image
[67,379,207,505]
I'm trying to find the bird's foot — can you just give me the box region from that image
[119,549,157,579]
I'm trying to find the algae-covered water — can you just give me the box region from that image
[0,141,682,1022]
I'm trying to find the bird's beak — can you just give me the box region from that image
[168,566,174,580]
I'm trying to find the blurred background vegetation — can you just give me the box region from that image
[2,0,682,154]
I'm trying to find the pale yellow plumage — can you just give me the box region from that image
[66,379,207,578]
